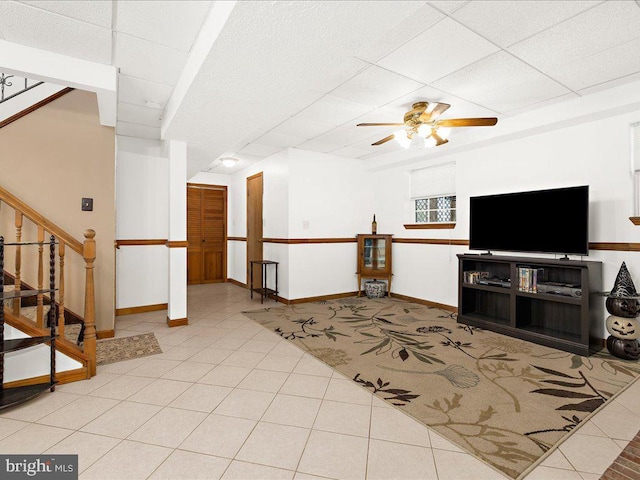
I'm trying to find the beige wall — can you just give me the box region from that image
[0,89,115,331]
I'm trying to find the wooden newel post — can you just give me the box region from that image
[83,229,97,377]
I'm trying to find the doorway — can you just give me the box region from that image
[246,172,263,287]
[187,183,227,284]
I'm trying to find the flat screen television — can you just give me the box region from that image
[469,185,589,256]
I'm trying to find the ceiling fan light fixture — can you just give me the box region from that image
[424,136,437,148]
[394,129,411,149]
[220,157,238,168]
[417,124,431,137]
[437,127,451,140]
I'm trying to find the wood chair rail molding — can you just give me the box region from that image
[404,223,456,230]
[115,239,167,248]
[261,238,356,244]
[228,236,247,242]
[166,241,189,248]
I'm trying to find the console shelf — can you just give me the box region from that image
[458,254,603,356]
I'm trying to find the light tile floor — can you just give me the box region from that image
[2,282,639,479]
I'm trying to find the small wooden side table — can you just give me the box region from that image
[250,260,279,304]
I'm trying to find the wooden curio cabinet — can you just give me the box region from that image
[356,234,393,296]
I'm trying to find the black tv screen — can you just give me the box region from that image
[469,186,589,256]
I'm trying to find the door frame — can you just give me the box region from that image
[246,172,263,286]
[186,182,228,284]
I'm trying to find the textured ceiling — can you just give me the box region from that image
[1,1,640,176]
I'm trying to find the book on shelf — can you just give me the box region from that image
[464,271,489,284]
[517,266,545,293]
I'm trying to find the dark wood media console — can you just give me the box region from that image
[457,254,603,356]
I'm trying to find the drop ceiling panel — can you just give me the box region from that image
[115,33,188,86]
[296,95,372,127]
[452,1,600,48]
[118,75,174,108]
[427,1,470,14]
[0,1,111,64]
[549,37,640,91]
[238,143,284,157]
[296,139,344,154]
[509,1,640,79]
[18,0,113,28]
[116,0,211,51]
[116,121,161,140]
[330,146,372,159]
[433,51,571,114]
[117,102,162,128]
[329,65,424,108]
[272,115,335,139]
[308,57,370,98]
[254,131,306,148]
[377,17,500,84]
[313,125,382,147]
[355,3,445,63]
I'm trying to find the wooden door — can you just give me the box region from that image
[246,173,263,287]
[187,184,227,284]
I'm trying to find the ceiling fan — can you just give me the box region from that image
[357,101,498,148]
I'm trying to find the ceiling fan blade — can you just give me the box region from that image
[420,102,451,123]
[431,130,449,147]
[372,134,395,146]
[357,123,405,127]
[436,117,498,127]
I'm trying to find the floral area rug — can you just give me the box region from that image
[243,297,640,479]
[96,332,162,365]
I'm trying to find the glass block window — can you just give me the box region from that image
[415,195,456,223]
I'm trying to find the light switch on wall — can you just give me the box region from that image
[303,220,310,229]
[81,198,93,211]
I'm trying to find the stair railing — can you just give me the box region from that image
[0,185,96,377]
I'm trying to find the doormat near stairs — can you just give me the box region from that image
[242,297,640,480]
[96,332,162,365]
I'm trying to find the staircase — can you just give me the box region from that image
[1,184,97,400]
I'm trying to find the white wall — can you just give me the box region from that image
[225,148,373,300]
[115,137,169,309]
[373,108,640,313]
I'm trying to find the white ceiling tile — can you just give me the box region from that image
[330,146,372,159]
[117,102,163,128]
[308,57,370,97]
[116,0,211,51]
[452,1,600,48]
[115,33,188,85]
[116,121,161,140]
[427,1,470,14]
[377,17,500,83]
[509,1,640,80]
[549,37,640,91]
[296,139,344,154]
[272,115,335,139]
[329,65,424,108]
[356,3,445,63]
[578,71,640,97]
[296,95,372,127]
[118,75,174,108]
[238,143,284,157]
[18,0,113,28]
[312,125,381,147]
[0,1,111,63]
[254,131,306,148]
[433,51,571,114]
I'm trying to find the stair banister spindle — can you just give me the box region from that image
[57,240,65,339]
[13,211,22,315]
[83,229,97,377]
[1,236,5,390]
[49,235,56,391]
[36,226,44,328]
